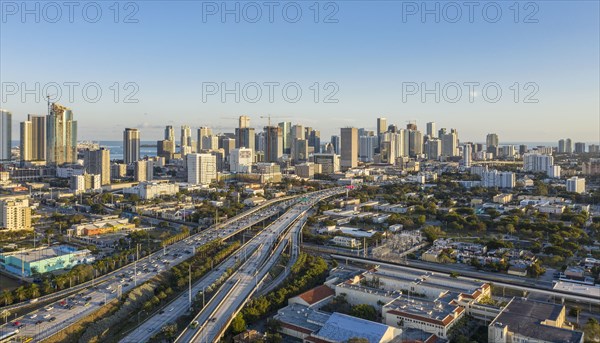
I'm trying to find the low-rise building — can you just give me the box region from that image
[70,218,135,236]
[0,245,94,277]
[123,182,179,200]
[332,236,360,248]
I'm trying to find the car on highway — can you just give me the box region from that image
[189,321,199,329]
[43,314,51,319]
[45,306,53,311]
[49,317,57,322]
[30,314,37,319]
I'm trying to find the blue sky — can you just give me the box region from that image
[1,0,599,143]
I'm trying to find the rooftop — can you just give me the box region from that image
[314,312,397,343]
[1,245,85,263]
[384,292,461,327]
[491,298,584,343]
[274,304,330,333]
[297,285,335,306]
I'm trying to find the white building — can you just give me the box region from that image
[332,236,360,248]
[230,148,253,173]
[187,153,217,185]
[566,177,585,194]
[0,197,32,231]
[123,182,179,200]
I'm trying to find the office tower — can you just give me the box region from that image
[0,197,32,231]
[200,135,219,151]
[308,129,321,153]
[220,137,236,159]
[264,126,283,162]
[438,128,447,138]
[239,115,250,129]
[425,138,441,160]
[566,177,585,194]
[565,138,573,153]
[20,115,46,162]
[84,148,111,185]
[486,133,499,156]
[359,135,377,163]
[123,128,140,164]
[574,142,586,154]
[46,103,77,165]
[387,124,398,133]
[290,124,305,141]
[197,127,212,150]
[165,125,175,141]
[426,122,436,137]
[377,117,387,136]
[230,148,253,173]
[181,125,192,152]
[340,127,358,169]
[278,121,291,154]
[441,130,458,157]
[235,127,256,152]
[462,144,472,167]
[330,135,341,155]
[558,139,566,153]
[292,139,309,163]
[255,131,265,153]
[157,140,175,160]
[187,153,217,185]
[0,110,11,160]
[589,145,600,154]
[519,144,528,155]
[408,129,423,157]
[20,121,32,161]
[379,141,395,164]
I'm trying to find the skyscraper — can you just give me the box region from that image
[462,144,472,168]
[181,125,192,153]
[425,138,441,160]
[377,117,387,136]
[29,115,46,161]
[20,121,32,161]
[165,125,175,141]
[123,128,140,164]
[239,115,250,129]
[308,129,321,153]
[46,103,77,165]
[558,139,566,153]
[565,138,573,154]
[441,130,459,157]
[264,126,283,162]
[340,127,358,169]
[278,121,291,154]
[197,127,212,151]
[486,133,499,149]
[0,110,11,161]
[330,135,341,155]
[359,135,377,163]
[84,148,111,185]
[408,129,423,157]
[426,122,436,138]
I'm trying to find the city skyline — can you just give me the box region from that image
[1,1,599,142]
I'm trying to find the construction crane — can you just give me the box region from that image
[260,115,291,127]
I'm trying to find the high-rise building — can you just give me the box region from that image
[377,117,387,136]
[566,176,585,194]
[20,121,32,162]
[425,138,441,160]
[165,125,175,141]
[0,110,11,160]
[308,129,321,153]
[589,144,600,154]
[359,135,377,163]
[0,197,32,231]
[46,103,77,165]
[84,148,111,185]
[330,135,341,155]
[558,139,566,153]
[239,115,250,129]
[292,139,309,164]
[340,127,358,169]
[441,130,458,157]
[187,153,217,185]
[111,163,127,179]
[408,129,423,157]
[20,115,46,162]
[181,125,192,153]
[264,126,283,162]
[157,140,175,160]
[313,153,340,174]
[462,144,472,168]
[278,121,291,154]
[426,122,436,138]
[123,128,140,164]
[230,148,253,173]
[486,133,499,156]
[197,127,212,151]
[565,138,573,153]
[574,142,586,154]
[523,153,553,172]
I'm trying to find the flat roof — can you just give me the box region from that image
[491,298,584,343]
[274,304,330,333]
[2,245,83,263]
[384,292,460,326]
[315,312,394,343]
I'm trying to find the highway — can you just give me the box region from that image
[0,197,298,342]
[182,188,344,343]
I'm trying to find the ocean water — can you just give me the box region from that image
[98,141,157,161]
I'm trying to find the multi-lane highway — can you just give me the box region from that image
[0,197,299,342]
[180,188,344,343]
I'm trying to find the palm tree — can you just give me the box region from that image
[55,275,67,290]
[1,290,13,306]
[28,284,40,299]
[15,286,27,302]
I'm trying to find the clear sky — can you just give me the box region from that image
[1,0,599,143]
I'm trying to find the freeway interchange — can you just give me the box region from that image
[0,195,301,342]
[0,188,344,343]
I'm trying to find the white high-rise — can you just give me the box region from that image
[566,177,585,194]
[187,153,217,185]
[230,148,253,173]
[462,144,472,167]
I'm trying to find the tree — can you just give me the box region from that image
[584,318,600,343]
[421,226,445,243]
[1,290,13,306]
[230,313,246,335]
[15,286,27,302]
[527,262,546,278]
[350,304,378,321]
